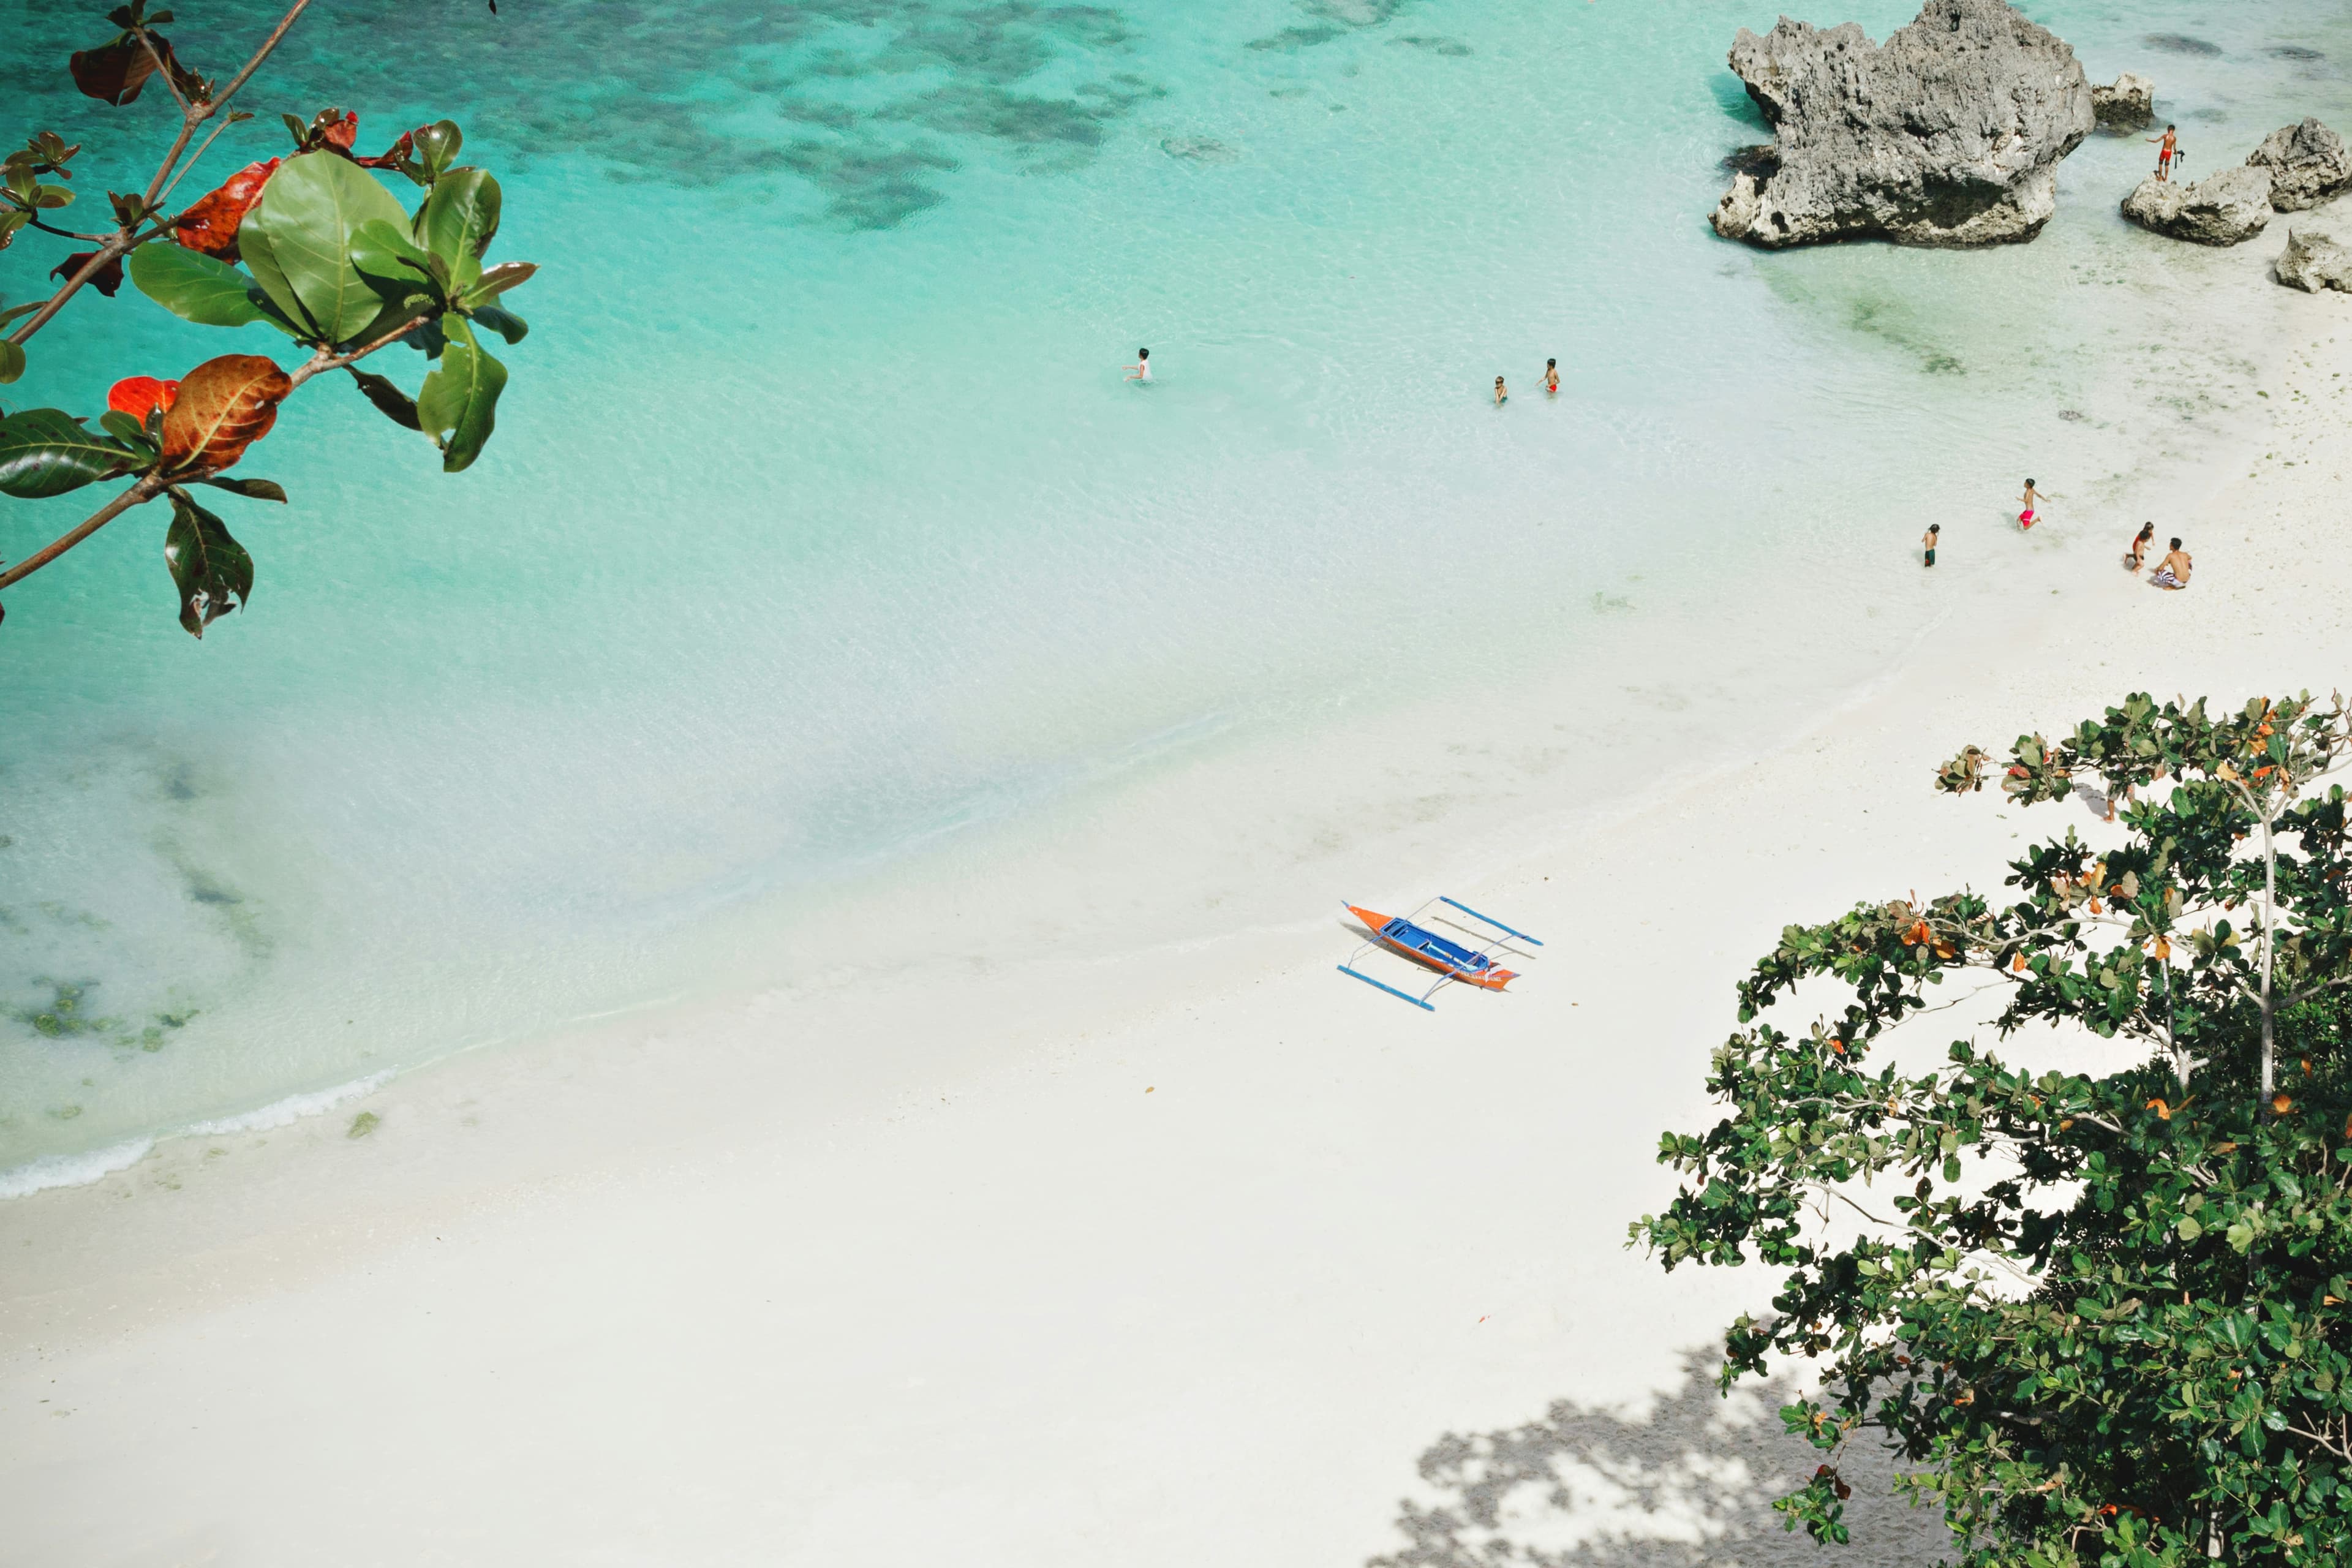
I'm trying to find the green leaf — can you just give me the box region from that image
[0,301,43,327]
[0,408,133,497]
[468,304,527,344]
[348,369,421,431]
[198,475,285,502]
[464,260,535,306]
[416,317,505,473]
[126,241,266,328]
[162,489,252,637]
[2178,1215,2203,1241]
[240,152,410,345]
[410,119,461,177]
[99,409,153,450]
[0,339,21,385]
[349,217,437,296]
[415,168,500,263]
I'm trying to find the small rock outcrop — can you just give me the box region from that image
[2122,165,2275,244]
[1710,0,2095,249]
[2247,118,2352,210]
[2092,73,2155,130]
[2277,227,2352,291]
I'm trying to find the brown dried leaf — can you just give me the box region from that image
[161,353,291,475]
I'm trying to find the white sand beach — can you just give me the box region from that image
[6,267,2352,1565]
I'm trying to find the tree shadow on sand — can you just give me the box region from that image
[1371,1348,1956,1568]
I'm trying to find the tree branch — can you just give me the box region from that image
[134,26,192,114]
[0,477,165,593]
[7,0,314,349]
[0,314,431,597]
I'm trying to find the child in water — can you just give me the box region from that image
[2125,522,2155,570]
[1125,348,1151,382]
[2018,478,2045,530]
[1543,358,1560,394]
[1923,522,1939,568]
[1494,375,1508,405]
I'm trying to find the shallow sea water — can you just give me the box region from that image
[4,0,2351,1187]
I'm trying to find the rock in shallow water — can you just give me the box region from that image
[1710,0,2094,249]
[2092,72,2156,130]
[2247,118,2352,211]
[2277,227,2352,291]
[2122,165,2275,244]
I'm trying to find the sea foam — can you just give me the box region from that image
[0,1072,394,1200]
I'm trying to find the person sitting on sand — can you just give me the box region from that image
[1542,358,1560,395]
[2018,478,2047,530]
[1125,347,1151,382]
[2152,537,2192,590]
[1494,375,1508,406]
[2149,124,2179,182]
[1923,522,1939,568]
[2125,522,2155,570]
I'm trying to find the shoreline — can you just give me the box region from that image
[6,255,2351,1562]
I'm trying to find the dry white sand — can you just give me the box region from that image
[6,282,2351,1566]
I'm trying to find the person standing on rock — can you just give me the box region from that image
[2149,124,2179,182]
[2018,478,2048,531]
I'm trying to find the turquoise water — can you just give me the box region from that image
[6,0,2351,1187]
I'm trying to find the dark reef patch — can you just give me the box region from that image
[4,0,1165,230]
[2144,32,2223,57]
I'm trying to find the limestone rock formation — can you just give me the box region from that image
[1710,0,2095,249]
[2277,227,2352,292]
[2092,72,2155,130]
[2247,118,2352,211]
[2122,165,2275,244]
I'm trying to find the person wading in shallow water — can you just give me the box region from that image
[2152,537,2193,590]
[1542,358,1559,395]
[1922,522,1939,568]
[2149,124,2179,181]
[1125,347,1151,382]
[1494,375,1508,406]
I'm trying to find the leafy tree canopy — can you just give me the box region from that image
[1636,692,2352,1566]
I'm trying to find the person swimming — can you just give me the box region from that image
[1494,375,1508,406]
[1542,358,1559,395]
[1125,347,1151,382]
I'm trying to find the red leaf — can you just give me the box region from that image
[69,36,177,106]
[108,375,181,421]
[51,250,126,297]
[318,110,359,152]
[160,355,292,476]
[352,131,415,170]
[173,157,281,260]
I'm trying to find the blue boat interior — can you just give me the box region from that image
[1381,918,1491,972]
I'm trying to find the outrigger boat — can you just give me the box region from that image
[1337,896,1543,1011]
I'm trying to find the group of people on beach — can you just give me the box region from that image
[1921,482,2190,590]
